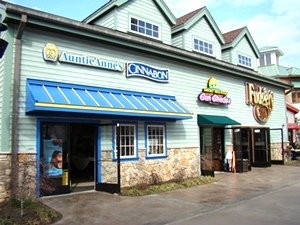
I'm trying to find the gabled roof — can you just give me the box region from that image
[258,65,300,77]
[172,7,225,44]
[259,46,284,57]
[222,27,260,58]
[83,0,176,25]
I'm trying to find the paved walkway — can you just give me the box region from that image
[41,165,300,225]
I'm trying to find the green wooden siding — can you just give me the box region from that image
[183,18,222,60]
[233,37,258,71]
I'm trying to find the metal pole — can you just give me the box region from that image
[116,123,121,193]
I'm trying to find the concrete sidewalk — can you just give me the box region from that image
[41,165,300,225]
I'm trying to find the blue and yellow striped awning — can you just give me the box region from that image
[26,79,193,120]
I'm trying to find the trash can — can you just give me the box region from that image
[291,150,297,160]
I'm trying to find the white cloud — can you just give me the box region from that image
[164,0,300,68]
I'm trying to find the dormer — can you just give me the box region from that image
[82,0,176,45]
[222,27,260,71]
[171,7,225,60]
[258,46,284,66]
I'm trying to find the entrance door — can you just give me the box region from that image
[233,128,250,172]
[252,128,271,167]
[40,123,71,196]
[212,128,224,171]
[40,122,97,196]
[69,123,96,192]
[200,127,214,176]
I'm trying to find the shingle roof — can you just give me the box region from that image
[223,27,245,44]
[173,8,204,28]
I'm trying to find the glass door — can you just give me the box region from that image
[212,128,223,171]
[40,123,71,196]
[200,127,214,176]
[252,128,271,167]
[233,128,243,172]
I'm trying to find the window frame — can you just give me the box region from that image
[193,37,214,56]
[259,53,271,66]
[129,16,160,40]
[238,53,252,68]
[291,90,300,103]
[113,122,138,161]
[145,123,167,159]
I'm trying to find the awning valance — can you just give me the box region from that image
[197,114,240,126]
[288,123,300,130]
[26,79,193,120]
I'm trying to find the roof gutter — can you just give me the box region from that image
[2,3,292,90]
[285,85,294,95]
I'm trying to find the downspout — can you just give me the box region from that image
[11,14,27,197]
[285,86,293,95]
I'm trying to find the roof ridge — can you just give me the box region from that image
[173,7,205,28]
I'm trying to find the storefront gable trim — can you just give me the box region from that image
[26,79,193,120]
[197,114,240,126]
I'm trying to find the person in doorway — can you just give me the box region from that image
[225,150,233,172]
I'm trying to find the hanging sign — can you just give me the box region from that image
[198,77,231,105]
[245,82,274,123]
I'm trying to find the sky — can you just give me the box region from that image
[5,0,300,68]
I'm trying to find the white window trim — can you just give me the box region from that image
[193,37,215,57]
[146,124,166,158]
[237,53,253,68]
[114,123,137,159]
[129,15,161,40]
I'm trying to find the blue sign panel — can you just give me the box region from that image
[126,62,169,82]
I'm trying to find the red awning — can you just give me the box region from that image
[288,123,300,130]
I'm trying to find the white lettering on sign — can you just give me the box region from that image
[126,62,169,82]
[59,52,124,71]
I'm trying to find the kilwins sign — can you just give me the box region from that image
[245,82,274,123]
[198,77,231,105]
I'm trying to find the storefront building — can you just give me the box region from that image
[0,0,291,199]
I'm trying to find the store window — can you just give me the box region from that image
[130,16,160,39]
[291,90,300,103]
[193,38,214,56]
[146,124,166,158]
[114,124,137,159]
[238,54,252,68]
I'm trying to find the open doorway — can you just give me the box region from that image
[69,123,96,192]
[40,122,97,196]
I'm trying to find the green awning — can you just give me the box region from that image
[197,114,241,126]
[291,81,300,88]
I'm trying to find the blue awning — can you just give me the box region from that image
[26,79,193,120]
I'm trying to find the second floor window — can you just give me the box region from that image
[259,53,271,66]
[193,38,214,56]
[238,54,252,67]
[130,17,159,39]
[292,90,300,103]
